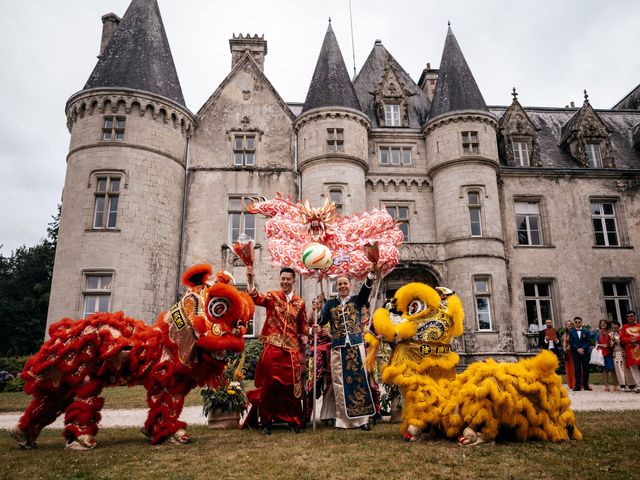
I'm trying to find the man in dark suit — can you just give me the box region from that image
[568,316,591,391]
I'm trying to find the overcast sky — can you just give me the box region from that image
[0,0,638,255]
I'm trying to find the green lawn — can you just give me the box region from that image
[0,385,204,413]
[0,411,638,480]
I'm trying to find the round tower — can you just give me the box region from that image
[295,107,369,213]
[424,27,511,360]
[47,0,195,329]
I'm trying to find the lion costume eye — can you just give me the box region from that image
[207,297,229,318]
[407,299,425,316]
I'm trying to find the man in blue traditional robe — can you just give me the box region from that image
[318,272,375,430]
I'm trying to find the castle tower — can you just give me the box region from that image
[47,0,195,329]
[294,22,370,216]
[424,26,511,358]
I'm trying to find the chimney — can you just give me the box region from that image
[570,101,575,108]
[99,13,121,58]
[229,34,268,71]
[418,62,439,102]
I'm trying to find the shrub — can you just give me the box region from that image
[242,338,263,380]
[3,375,25,392]
[0,356,28,375]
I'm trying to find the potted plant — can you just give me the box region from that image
[201,379,248,429]
[201,354,250,428]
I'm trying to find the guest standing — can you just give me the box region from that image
[568,316,591,391]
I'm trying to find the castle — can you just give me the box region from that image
[47,0,640,362]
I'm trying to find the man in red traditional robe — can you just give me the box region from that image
[620,310,640,391]
[245,266,308,434]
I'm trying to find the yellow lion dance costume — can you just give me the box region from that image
[365,283,581,446]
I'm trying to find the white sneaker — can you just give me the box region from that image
[65,434,97,450]
[8,425,36,449]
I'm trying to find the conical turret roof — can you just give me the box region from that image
[83,0,185,106]
[301,22,361,114]
[430,26,487,119]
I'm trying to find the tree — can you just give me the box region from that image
[0,206,59,356]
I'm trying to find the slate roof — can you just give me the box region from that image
[429,26,487,119]
[301,22,361,114]
[353,41,431,128]
[491,106,640,170]
[83,0,185,106]
[612,83,640,110]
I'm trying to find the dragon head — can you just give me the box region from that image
[299,198,336,242]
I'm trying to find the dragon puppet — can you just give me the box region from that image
[365,282,581,446]
[246,194,404,279]
[9,264,254,450]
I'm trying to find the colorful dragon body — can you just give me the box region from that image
[10,265,254,450]
[366,282,581,445]
[246,194,403,279]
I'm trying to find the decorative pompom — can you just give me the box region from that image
[182,264,213,287]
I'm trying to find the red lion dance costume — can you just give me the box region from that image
[10,264,254,450]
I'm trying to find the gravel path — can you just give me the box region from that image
[1,384,639,430]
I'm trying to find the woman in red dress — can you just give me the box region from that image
[563,319,576,390]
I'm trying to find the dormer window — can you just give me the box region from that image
[384,104,401,127]
[559,93,614,168]
[512,140,530,166]
[586,141,603,168]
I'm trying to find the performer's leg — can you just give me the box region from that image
[144,381,189,445]
[331,347,370,429]
[320,382,336,423]
[12,392,69,448]
[63,380,104,449]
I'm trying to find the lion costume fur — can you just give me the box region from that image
[10,264,254,450]
[365,282,581,445]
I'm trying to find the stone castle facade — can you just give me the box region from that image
[47,0,640,362]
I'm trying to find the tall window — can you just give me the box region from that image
[233,134,255,166]
[384,104,401,126]
[586,142,603,168]
[329,188,343,215]
[591,201,619,246]
[461,131,479,154]
[93,176,120,229]
[512,140,530,166]
[467,191,482,237]
[83,273,113,318]
[385,205,410,241]
[228,196,256,243]
[327,128,344,152]
[102,116,126,141]
[379,146,412,166]
[474,276,493,331]
[515,201,542,245]
[603,281,633,325]
[524,282,554,332]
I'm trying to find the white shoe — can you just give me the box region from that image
[9,425,37,449]
[65,434,97,450]
[457,427,495,447]
[167,429,190,445]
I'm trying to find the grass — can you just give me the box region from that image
[0,386,204,413]
[0,411,638,480]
